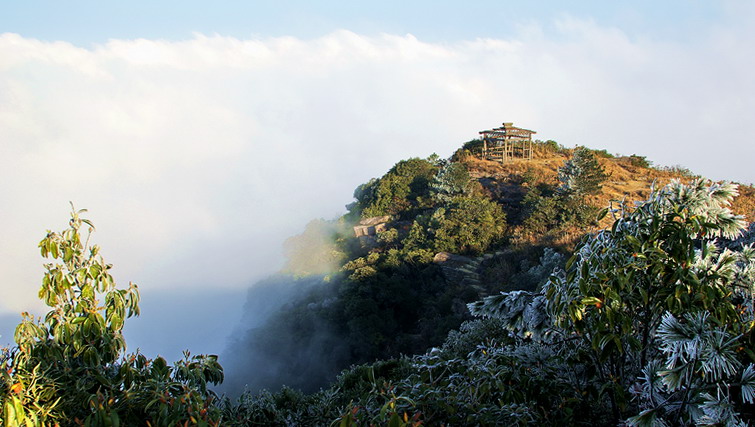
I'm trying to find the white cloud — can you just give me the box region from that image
[1,15,753,355]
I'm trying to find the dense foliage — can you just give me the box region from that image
[429,161,478,203]
[352,157,439,219]
[557,146,608,198]
[404,195,507,256]
[4,141,754,426]
[0,207,223,426]
[218,178,754,426]
[472,179,755,425]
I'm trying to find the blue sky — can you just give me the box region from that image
[1,1,754,362]
[1,1,728,45]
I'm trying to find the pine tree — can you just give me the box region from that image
[430,161,473,203]
[557,147,608,197]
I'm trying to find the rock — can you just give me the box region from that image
[353,216,391,237]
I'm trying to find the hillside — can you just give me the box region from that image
[459,144,755,245]
[218,136,754,389]
[5,136,754,426]
[217,139,755,425]
[463,149,755,222]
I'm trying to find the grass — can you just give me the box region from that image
[462,149,755,223]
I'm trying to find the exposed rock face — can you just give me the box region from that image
[361,216,391,227]
[433,251,473,265]
[353,216,391,237]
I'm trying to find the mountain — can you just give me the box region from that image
[218,139,755,426]
[5,136,753,426]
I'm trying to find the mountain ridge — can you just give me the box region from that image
[220,138,755,397]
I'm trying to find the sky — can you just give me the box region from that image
[1,1,754,361]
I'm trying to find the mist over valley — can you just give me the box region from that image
[2,2,755,424]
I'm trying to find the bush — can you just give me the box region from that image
[520,182,599,235]
[589,148,615,158]
[430,161,476,203]
[533,139,564,156]
[427,196,507,255]
[520,187,559,235]
[0,207,223,425]
[440,318,511,358]
[558,147,608,197]
[658,164,698,178]
[356,158,438,218]
[473,179,755,425]
[626,154,651,168]
[461,138,484,153]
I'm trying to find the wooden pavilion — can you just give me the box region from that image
[479,122,536,163]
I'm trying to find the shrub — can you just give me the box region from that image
[472,179,754,425]
[558,147,608,197]
[533,139,564,156]
[588,148,615,159]
[429,196,507,255]
[658,164,698,178]
[626,154,651,168]
[0,207,223,425]
[461,138,484,153]
[357,158,438,218]
[520,187,560,235]
[430,161,477,203]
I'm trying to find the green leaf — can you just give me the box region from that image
[581,296,602,306]
[625,234,641,249]
[566,254,577,271]
[50,243,59,259]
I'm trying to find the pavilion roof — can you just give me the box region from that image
[479,122,536,138]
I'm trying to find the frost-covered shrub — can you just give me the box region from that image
[468,179,754,425]
[558,147,608,197]
[440,318,511,359]
[430,161,475,203]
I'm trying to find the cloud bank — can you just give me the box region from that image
[1,15,753,357]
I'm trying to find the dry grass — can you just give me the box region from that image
[731,184,755,222]
[463,149,755,223]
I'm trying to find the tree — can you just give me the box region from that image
[558,147,608,198]
[1,206,223,425]
[357,157,438,218]
[429,196,507,255]
[470,179,755,425]
[429,161,475,203]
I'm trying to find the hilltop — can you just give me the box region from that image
[219,135,755,394]
[212,136,755,425]
[458,142,754,245]
[462,146,755,222]
[5,132,754,426]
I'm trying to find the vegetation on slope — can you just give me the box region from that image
[222,178,755,426]
[1,207,223,425]
[218,140,755,424]
[2,138,754,426]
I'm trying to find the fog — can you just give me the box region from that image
[218,274,348,396]
[2,14,755,367]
